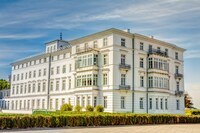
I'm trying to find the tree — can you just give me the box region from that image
[0,79,10,90]
[184,93,194,108]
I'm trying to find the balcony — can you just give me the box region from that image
[175,73,183,79]
[175,90,184,96]
[119,63,131,70]
[119,85,131,90]
[148,48,168,57]
[76,47,98,54]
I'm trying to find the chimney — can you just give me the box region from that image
[124,29,130,33]
[150,35,154,39]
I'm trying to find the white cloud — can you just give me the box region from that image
[185,50,200,59]
[0,33,46,39]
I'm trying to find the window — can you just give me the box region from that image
[56,66,60,74]
[157,47,160,51]
[121,96,125,109]
[21,73,23,80]
[63,54,66,58]
[121,74,126,85]
[29,71,32,78]
[32,83,35,93]
[28,84,31,93]
[103,73,108,85]
[56,80,59,91]
[176,100,180,110]
[55,99,58,110]
[82,97,85,107]
[121,38,126,46]
[68,78,71,89]
[42,82,46,92]
[93,40,98,48]
[87,74,92,86]
[139,98,144,109]
[38,69,41,77]
[50,81,53,91]
[121,54,126,64]
[103,38,108,46]
[175,66,179,74]
[140,42,144,50]
[37,99,40,109]
[13,75,15,81]
[32,99,35,109]
[25,73,27,79]
[149,45,152,51]
[51,67,54,75]
[175,52,178,60]
[148,77,153,88]
[43,68,46,76]
[94,96,97,107]
[165,49,168,55]
[149,98,152,109]
[42,99,45,109]
[165,99,168,110]
[176,82,179,91]
[103,96,107,108]
[57,55,60,60]
[148,58,153,68]
[33,70,36,78]
[140,58,144,68]
[38,83,41,92]
[62,98,65,105]
[50,99,53,110]
[62,80,66,90]
[20,85,23,94]
[160,98,163,110]
[156,98,159,109]
[103,54,108,65]
[62,65,66,73]
[140,76,144,87]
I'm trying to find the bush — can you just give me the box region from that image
[95,105,104,112]
[0,114,200,129]
[74,105,82,112]
[60,104,73,111]
[86,105,94,112]
[191,110,200,115]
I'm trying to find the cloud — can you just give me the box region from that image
[185,50,200,59]
[0,33,46,39]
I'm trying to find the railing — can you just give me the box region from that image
[148,49,168,57]
[175,73,183,78]
[175,90,184,96]
[76,47,98,54]
[119,63,131,69]
[119,85,131,90]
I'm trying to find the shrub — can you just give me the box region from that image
[0,114,200,129]
[60,104,73,111]
[95,105,104,112]
[191,110,200,115]
[86,105,94,112]
[74,105,82,112]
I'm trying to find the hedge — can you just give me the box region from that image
[191,110,200,115]
[0,114,200,129]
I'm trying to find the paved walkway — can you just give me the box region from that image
[2,124,200,133]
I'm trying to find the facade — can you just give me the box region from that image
[1,28,185,114]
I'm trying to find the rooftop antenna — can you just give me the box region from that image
[60,32,62,40]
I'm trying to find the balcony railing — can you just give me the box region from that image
[148,48,168,57]
[175,90,184,96]
[119,85,131,90]
[76,47,98,54]
[175,73,183,79]
[119,63,131,70]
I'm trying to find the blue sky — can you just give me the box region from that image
[0,0,200,108]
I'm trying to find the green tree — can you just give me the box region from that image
[184,93,194,108]
[0,79,10,90]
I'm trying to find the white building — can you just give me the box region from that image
[1,28,185,114]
